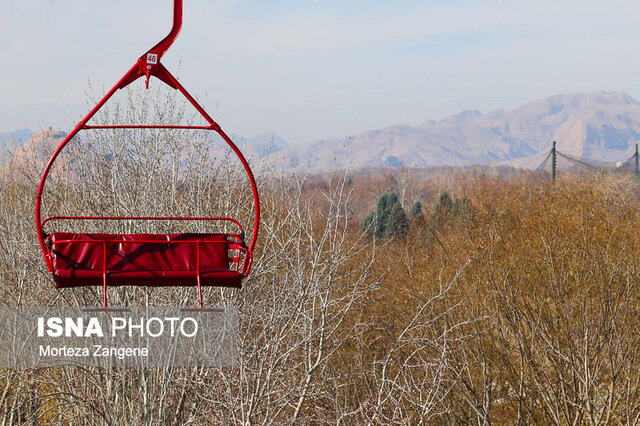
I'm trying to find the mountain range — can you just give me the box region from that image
[5,91,640,174]
[270,91,640,172]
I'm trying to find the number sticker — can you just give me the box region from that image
[146,53,158,64]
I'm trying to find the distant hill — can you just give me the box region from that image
[0,128,34,160]
[270,91,640,172]
[0,128,33,147]
[0,128,290,181]
[0,129,67,181]
[230,131,290,157]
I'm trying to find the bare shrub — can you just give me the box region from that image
[3,86,638,424]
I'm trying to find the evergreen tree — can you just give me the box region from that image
[359,211,375,233]
[431,192,473,227]
[410,201,423,218]
[384,202,408,237]
[431,192,454,226]
[360,192,409,238]
[375,193,395,237]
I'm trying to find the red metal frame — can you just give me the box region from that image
[35,0,260,307]
[41,216,245,233]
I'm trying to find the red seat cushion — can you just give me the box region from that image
[49,233,242,288]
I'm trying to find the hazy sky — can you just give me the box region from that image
[2,0,639,143]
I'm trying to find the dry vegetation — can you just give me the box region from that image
[0,88,639,424]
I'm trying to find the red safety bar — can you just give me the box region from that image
[35,0,260,308]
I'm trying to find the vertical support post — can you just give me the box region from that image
[551,141,557,184]
[102,241,108,308]
[635,143,638,176]
[196,241,203,308]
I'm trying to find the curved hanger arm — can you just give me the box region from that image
[35,66,261,272]
[148,0,183,62]
[117,0,185,90]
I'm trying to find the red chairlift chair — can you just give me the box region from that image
[35,0,259,308]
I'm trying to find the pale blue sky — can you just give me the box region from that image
[1,0,639,143]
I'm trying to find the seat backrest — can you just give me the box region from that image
[50,233,232,274]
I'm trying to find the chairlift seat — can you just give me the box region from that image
[48,232,244,288]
